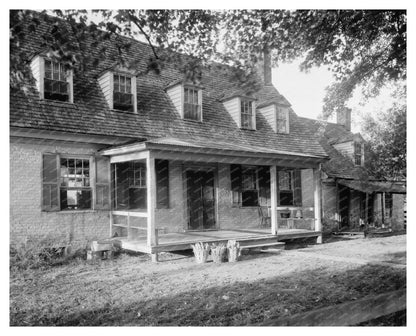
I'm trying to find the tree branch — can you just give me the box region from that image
[126,11,159,59]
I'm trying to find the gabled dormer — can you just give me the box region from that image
[30,55,74,103]
[98,67,137,112]
[257,99,290,134]
[332,133,365,167]
[221,94,257,130]
[165,80,204,122]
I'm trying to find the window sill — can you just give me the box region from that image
[42,210,108,214]
[110,108,137,114]
[182,117,203,123]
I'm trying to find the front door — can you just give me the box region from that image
[186,169,216,230]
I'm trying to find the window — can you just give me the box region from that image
[354,142,363,165]
[277,107,289,133]
[241,100,254,129]
[184,87,201,121]
[44,60,70,102]
[129,161,146,188]
[113,74,134,111]
[111,160,170,210]
[278,169,302,206]
[60,158,92,210]
[278,170,294,205]
[241,166,259,206]
[42,154,110,211]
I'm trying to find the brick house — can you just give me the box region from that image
[10,13,404,260]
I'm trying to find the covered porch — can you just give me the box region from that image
[100,137,327,261]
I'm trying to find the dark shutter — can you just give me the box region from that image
[230,164,242,206]
[294,169,302,206]
[42,153,59,211]
[156,159,169,209]
[258,166,271,206]
[95,156,110,210]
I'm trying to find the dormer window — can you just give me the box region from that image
[354,142,364,166]
[113,74,134,112]
[277,106,289,134]
[241,99,255,130]
[98,69,137,113]
[184,87,201,121]
[30,56,73,103]
[222,95,256,130]
[44,60,70,102]
[165,81,203,122]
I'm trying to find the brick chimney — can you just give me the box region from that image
[263,50,272,86]
[337,107,352,131]
[256,50,272,86]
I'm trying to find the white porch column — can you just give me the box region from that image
[146,152,158,262]
[313,166,323,243]
[270,165,278,235]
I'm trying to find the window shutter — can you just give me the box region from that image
[156,159,169,209]
[95,156,110,210]
[230,164,242,206]
[294,169,302,206]
[258,166,270,206]
[42,153,59,211]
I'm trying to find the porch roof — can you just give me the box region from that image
[100,136,329,163]
[338,179,406,194]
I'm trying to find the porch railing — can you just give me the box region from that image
[111,210,158,246]
[274,206,316,231]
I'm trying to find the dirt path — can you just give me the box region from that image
[10,234,406,326]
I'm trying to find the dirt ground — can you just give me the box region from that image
[10,234,406,326]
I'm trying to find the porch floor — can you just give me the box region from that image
[112,228,321,254]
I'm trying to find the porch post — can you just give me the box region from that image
[365,193,369,227]
[146,151,158,262]
[270,165,278,235]
[313,166,323,243]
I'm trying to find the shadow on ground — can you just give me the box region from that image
[10,263,406,326]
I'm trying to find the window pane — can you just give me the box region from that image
[60,189,92,210]
[120,75,125,92]
[126,77,131,93]
[114,74,120,92]
[279,171,292,190]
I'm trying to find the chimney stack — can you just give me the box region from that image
[337,107,352,131]
[263,50,272,86]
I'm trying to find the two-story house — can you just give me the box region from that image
[10,13,332,261]
[10,13,404,261]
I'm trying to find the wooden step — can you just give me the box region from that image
[237,236,279,247]
[241,242,285,250]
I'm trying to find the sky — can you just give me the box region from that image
[272,60,334,121]
[272,59,401,134]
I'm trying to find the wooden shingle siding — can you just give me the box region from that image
[258,104,277,132]
[30,55,43,98]
[223,98,241,127]
[166,83,183,117]
[333,141,354,161]
[98,71,113,109]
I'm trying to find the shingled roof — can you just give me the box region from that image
[297,117,374,180]
[10,12,327,159]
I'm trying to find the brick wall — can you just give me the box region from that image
[11,137,321,246]
[10,137,110,250]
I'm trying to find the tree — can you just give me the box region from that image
[361,85,406,180]
[10,9,406,114]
